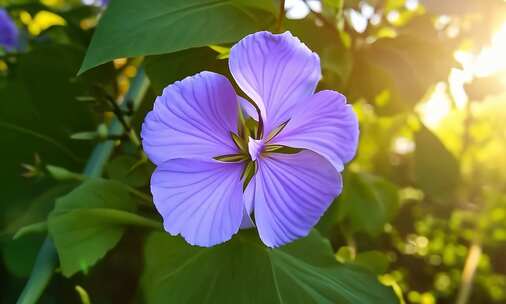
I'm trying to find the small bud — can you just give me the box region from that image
[21,153,43,178]
[75,96,96,102]
[46,165,83,181]
[21,163,40,178]
[71,131,98,140]
[97,123,109,139]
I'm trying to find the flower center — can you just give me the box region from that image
[248,138,265,161]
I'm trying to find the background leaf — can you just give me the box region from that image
[337,172,400,236]
[48,179,136,277]
[105,155,153,188]
[414,126,460,199]
[144,47,229,94]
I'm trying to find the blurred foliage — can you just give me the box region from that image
[1,0,506,303]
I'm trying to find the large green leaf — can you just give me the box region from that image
[48,179,141,277]
[79,0,276,73]
[141,230,398,304]
[337,172,399,236]
[414,126,460,199]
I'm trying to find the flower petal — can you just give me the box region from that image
[0,9,19,51]
[151,159,244,247]
[239,96,259,121]
[229,31,321,134]
[141,71,239,165]
[252,151,342,247]
[271,90,359,172]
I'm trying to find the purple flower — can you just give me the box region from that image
[0,9,19,51]
[141,31,359,248]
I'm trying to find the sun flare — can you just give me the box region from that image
[420,20,506,128]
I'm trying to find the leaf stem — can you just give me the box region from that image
[13,222,48,240]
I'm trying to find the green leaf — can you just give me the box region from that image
[414,126,460,199]
[1,235,45,278]
[105,155,153,188]
[0,184,74,279]
[141,230,399,304]
[79,0,276,73]
[337,172,399,236]
[47,179,139,277]
[144,47,230,93]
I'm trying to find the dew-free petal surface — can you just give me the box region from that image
[272,90,359,172]
[151,158,244,247]
[251,150,342,247]
[229,31,321,134]
[141,71,239,165]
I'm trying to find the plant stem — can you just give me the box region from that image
[344,230,357,259]
[276,0,286,32]
[16,239,57,304]
[16,69,150,304]
[455,240,482,304]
